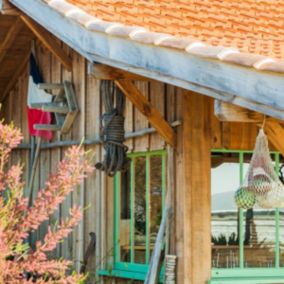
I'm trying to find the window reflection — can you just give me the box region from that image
[134,157,146,263]
[212,151,284,269]
[118,153,165,264]
[211,153,240,268]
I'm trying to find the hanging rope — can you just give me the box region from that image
[95,81,129,176]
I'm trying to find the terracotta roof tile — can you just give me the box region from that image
[44,0,284,74]
[65,0,284,59]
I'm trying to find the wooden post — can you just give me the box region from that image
[28,137,42,206]
[177,91,211,284]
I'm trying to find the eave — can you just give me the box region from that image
[9,0,284,120]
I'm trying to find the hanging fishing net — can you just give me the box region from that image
[235,129,284,209]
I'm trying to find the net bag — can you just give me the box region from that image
[235,129,284,209]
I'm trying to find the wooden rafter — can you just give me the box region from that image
[0,17,23,64]
[264,121,284,157]
[20,15,72,72]
[89,63,148,81]
[0,0,19,15]
[115,80,175,147]
[214,100,284,128]
[0,48,30,102]
[214,100,264,123]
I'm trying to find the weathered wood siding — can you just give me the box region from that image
[1,41,263,283]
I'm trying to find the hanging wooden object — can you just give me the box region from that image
[30,81,79,134]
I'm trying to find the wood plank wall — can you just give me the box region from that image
[0,41,263,283]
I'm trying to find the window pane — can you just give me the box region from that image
[150,156,163,257]
[244,154,276,268]
[134,157,146,263]
[280,210,284,266]
[211,154,240,268]
[120,170,131,262]
[278,157,284,266]
[244,209,275,267]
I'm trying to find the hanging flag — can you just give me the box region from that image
[27,54,53,141]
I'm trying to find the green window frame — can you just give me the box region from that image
[210,149,284,284]
[99,150,167,281]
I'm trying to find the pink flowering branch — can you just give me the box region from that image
[36,206,82,253]
[19,146,93,237]
[0,120,94,283]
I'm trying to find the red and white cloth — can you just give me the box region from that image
[27,54,53,141]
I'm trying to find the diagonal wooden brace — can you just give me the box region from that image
[20,15,72,72]
[115,80,175,147]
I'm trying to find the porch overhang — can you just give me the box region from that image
[9,0,284,120]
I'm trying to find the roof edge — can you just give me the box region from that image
[9,0,284,120]
[37,0,284,74]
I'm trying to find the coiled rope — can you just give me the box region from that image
[95,81,129,176]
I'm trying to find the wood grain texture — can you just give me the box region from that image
[115,80,175,147]
[84,73,99,277]
[0,0,19,15]
[38,43,51,242]
[60,44,73,260]
[20,15,72,71]
[90,63,148,81]
[215,100,264,123]
[0,47,30,102]
[133,81,149,152]
[50,40,62,258]
[0,17,23,64]
[181,91,211,284]
[71,52,86,271]
[149,81,166,150]
[265,121,284,157]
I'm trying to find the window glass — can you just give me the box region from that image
[211,153,240,268]
[244,209,275,267]
[120,170,131,262]
[212,151,284,271]
[150,156,163,257]
[134,156,147,263]
[115,151,166,266]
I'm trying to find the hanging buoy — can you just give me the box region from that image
[235,186,256,209]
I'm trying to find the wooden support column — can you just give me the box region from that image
[177,91,211,284]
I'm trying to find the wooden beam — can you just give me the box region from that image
[0,17,23,65]
[264,121,284,157]
[20,15,72,72]
[115,80,175,147]
[214,100,264,123]
[89,63,148,81]
[214,100,284,131]
[0,0,19,15]
[0,48,30,102]
[180,91,211,284]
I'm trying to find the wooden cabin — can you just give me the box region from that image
[1,0,284,283]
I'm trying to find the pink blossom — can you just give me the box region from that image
[0,121,93,283]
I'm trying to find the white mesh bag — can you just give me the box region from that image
[236,129,284,209]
